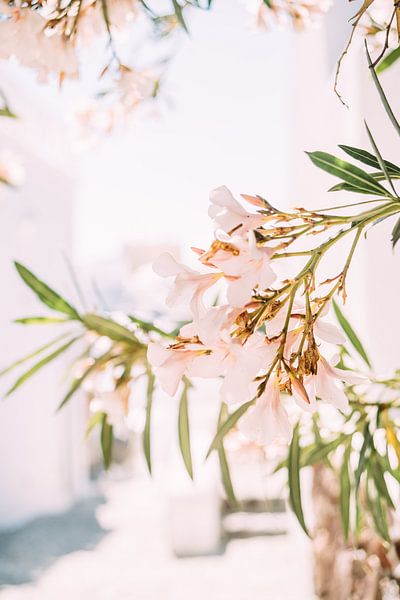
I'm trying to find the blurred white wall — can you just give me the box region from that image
[0,74,89,529]
[75,0,293,263]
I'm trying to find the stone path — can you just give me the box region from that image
[0,478,314,600]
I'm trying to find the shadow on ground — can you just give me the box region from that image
[0,495,108,587]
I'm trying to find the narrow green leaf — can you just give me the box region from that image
[217,404,239,509]
[340,441,352,540]
[128,315,174,338]
[288,422,309,537]
[328,182,372,194]
[14,316,69,325]
[333,300,372,368]
[217,443,238,509]
[355,424,372,493]
[273,441,315,473]
[355,503,364,538]
[178,381,193,479]
[15,262,80,320]
[0,332,70,377]
[371,454,395,509]
[5,336,80,397]
[373,494,390,542]
[371,172,400,181]
[57,350,113,411]
[366,42,400,137]
[306,151,390,196]
[86,411,104,437]
[0,107,16,119]
[0,92,16,119]
[311,414,332,468]
[302,434,348,467]
[206,399,254,459]
[376,46,400,74]
[364,121,397,196]
[143,371,155,475]
[380,450,400,484]
[339,145,400,175]
[82,314,140,345]
[391,217,400,249]
[0,104,16,120]
[366,473,390,542]
[100,413,113,470]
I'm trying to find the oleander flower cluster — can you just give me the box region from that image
[1,0,399,136]
[0,0,138,82]
[359,0,400,52]
[0,0,158,133]
[246,0,332,30]
[148,187,366,446]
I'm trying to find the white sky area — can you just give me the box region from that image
[75,0,293,263]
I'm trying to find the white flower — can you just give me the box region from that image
[304,356,366,411]
[179,304,236,347]
[203,230,276,307]
[290,372,317,413]
[265,299,346,345]
[147,341,205,396]
[239,376,292,445]
[0,4,79,81]
[245,0,331,30]
[208,186,266,234]
[153,252,221,321]
[191,332,275,405]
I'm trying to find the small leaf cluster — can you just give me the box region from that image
[2,263,149,470]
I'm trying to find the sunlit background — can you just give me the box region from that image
[0,1,399,598]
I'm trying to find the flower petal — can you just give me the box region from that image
[239,378,292,445]
[290,373,316,413]
[147,342,169,367]
[315,359,349,411]
[220,366,255,405]
[314,319,346,345]
[153,252,184,277]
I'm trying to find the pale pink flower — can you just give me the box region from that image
[208,186,266,234]
[147,341,205,396]
[359,0,398,52]
[205,231,276,307]
[153,252,221,321]
[246,0,331,30]
[314,319,346,345]
[265,298,345,345]
[290,372,317,413]
[190,332,275,405]
[303,356,366,412]
[239,376,291,445]
[0,3,79,81]
[180,304,239,347]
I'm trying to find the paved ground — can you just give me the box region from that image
[0,478,314,600]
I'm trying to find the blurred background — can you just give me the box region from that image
[0,1,399,598]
